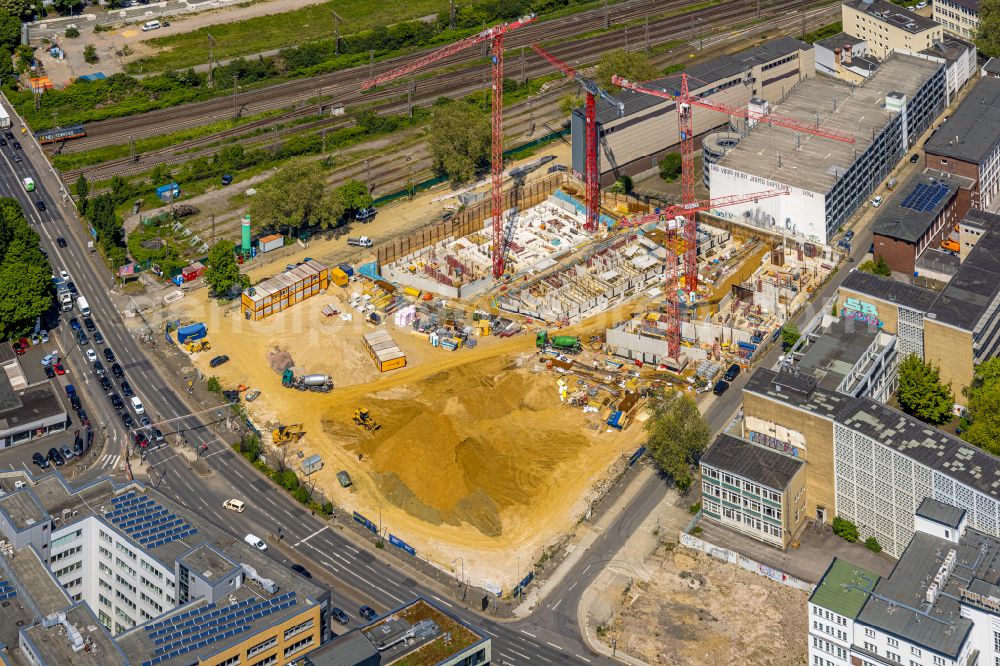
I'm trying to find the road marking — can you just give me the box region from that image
[550,598,562,611]
[498,652,518,663]
[546,641,561,650]
[574,654,591,662]
[344,544,360,554]
[508,647,530,660]
[293,526,328,548]
[430,594,453,608]
[483,628,499,638]
[520,629,536,638]
[365,564,377,573]
[319,559,339,573]
[262,494,279,507]
[567,581,578,592]
[581,564,591,575]
[374,585,405,604]
[537,655,552,662]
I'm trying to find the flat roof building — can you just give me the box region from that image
[924,77,1000,210]
[842,0,943,60]
[935,0,979,39]
[709,53,945,244]
[574,37,815,185]
[0,375,67,449]
[241,258,330,321]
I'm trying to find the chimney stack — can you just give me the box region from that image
[843,44,853,66]
[834,47,842,73]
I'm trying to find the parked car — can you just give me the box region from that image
[359,606,377,621]
[41,353,59,366]
[355,207,377,221]
[909,153,920,163]
[290,563,312,579]
[871,195,883,208]
[69,395,81,411]
[209,355,229,368]
[64,384,76,398]
[48,447,64,466]
[712,380,730,396]
[245,389,261,402]
[32,452,49,469]
[723,364,741,382]
[332,608,350,625]
[40,330,48,343]
[60,445,74,460]
[844,230,855,242]
[44,365,55,378]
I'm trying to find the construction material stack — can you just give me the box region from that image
[363,330,406,372]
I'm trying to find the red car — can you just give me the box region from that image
[12,337,29,355]
[53,363,66,375]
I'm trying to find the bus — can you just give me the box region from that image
[21,177,34,192]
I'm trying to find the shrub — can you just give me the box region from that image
[689,501,701,514]
[293,486,311,504]
[320,501,334,516]
[65,26,79,38]
[206,376,222,394]
[865,537,882,553]
[832,516,859,543]
[83,43,98,64]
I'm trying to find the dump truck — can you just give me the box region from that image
[535,331,582,354]
[272,424,304,444]
[352,408,381,431]
[281,369,333,392]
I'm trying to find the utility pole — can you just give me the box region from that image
[211,214,215,243]
[449,0,455,30]
[271,125,278,153]
[407,79,415,117]
[756,0,760,21]
[232,73,240,119]
[130,135,136,163]
[519,46,525,85]
[321,129,327,154]
[644,16,650,52]
[207,33,215,88]
[332,11,342,55]
[603,0,609,29]
[369,50,374,80]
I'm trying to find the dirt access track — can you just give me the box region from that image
[167,282,644,589]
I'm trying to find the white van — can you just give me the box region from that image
[244,534,267,551]
[141,20,161,31]
[21,177,34,192]
[76,296,90,316]
[130,396,144,414]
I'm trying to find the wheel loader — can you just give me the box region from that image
[352,408,381,431]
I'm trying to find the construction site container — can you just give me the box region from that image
[241,259,330,321]
[301,454,323,475]
[403,287,421,299]
[363,330,406,372]
[181,262,206,282]
[176,322,207,344]
[259,234,284,253]
[338,263,355,277]
[331,267,350,287]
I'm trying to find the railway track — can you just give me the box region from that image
[60,0,812,153]
[63,0,823,182]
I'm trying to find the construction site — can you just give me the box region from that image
[145,26,851,589]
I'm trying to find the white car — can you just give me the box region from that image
[871,196,883,208]
[223,499,245,512]
[41,353,59,366]
[85,348,97,362]
[59,269,69,280]
[915,1,927,8]
[244,534,267,551]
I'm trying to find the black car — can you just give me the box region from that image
[76,330,89,345]
[359,606,377,621]
[712,380,730,396]
[138,415,151,429]
[94,330,105,345]
[69,317,81,331]
[67,281,78,295]
[48,447,64,467]
[150,427,164,443]
[111,362,124,378]
[69,395,81,411]
[84,317,95,332]
[209,355,229,368]
[121,380,134,398]
[222,390,240,403]
[121,412,134,428]
[10,153,20,163]
[723,364,741,382]
[93,360,105,377]
[77,408,89,426]
[100,376,113,392]
[909,153,920,163]
[290,563,312,579]
[44,365,55,378]
[4,131,14,140]
[56,236,67,248]
[331,608,350,625]
[109,393,124,411]
[11,141,21,150]
[32,452,49,469]
[0,138,6,146]
[103,347,116,363]
[34,200,45,211]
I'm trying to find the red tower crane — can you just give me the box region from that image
[611,73,856,296]
[530,44,623,232]
[611,73,856,364]
[360,14,538,279]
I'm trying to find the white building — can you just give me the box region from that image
[934,0,979,40]
[809,498,1000,666]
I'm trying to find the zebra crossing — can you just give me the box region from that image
[97,454,121,470]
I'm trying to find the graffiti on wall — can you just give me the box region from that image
[841,297,883,328]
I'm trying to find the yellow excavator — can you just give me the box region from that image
[185,339,211,353]
[272,424,304,444]
[352,408,381,431]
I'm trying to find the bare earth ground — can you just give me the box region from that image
[164,283,644,588]
[602,545,808,665]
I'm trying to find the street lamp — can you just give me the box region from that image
[452,557,465,599]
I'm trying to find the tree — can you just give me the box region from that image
[596,49,658,91]
[644,389,710,490]
[859,255,891,276]
[204,239,248,296]
[0,0,29,18]
[962,358,1000,454]
[897,354,954,425]
[50,0,82,15]
[74,174,89,212]
[150,163,173,185]
[65,25,79,38]
[610,175,633,194]
[559,93,582,116]
[976,0,1000,57]
[659,152,682,182]
[780,322,800,349]
[0,199,52,339]
[336,178,372,213]
[247,162,344,231]
[206,376,222,394]
[82,43,98,64]
[832,516,859,543]
[0,11,20,52]
[428,101,491,184]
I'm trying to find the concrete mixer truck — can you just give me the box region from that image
[281,369,334,392]
[535,330,582,354]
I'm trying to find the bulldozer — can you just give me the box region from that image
[352,408,381,431]
[185,339,211,353]
[272,424,304,444]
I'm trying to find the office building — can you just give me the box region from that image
[934,0,979,39]
[0,366,67,449]
[842,0,943,60]
[0,473,331,666]
[699,433,807,549]
[809,498,1000,666]
[708,53,944,244]
[924,77,1000,211]
[573,37,815,185]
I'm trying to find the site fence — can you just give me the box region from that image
[679,533,814,594]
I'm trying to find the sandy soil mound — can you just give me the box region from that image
[268,347,294,373]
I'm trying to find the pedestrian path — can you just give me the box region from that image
[97,454,121,470]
